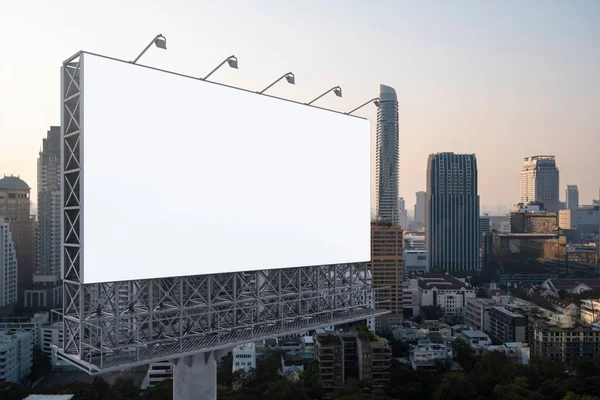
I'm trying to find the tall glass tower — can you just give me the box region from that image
[375,84,399,224]
[426,153,480,272]
[520,156,560,212]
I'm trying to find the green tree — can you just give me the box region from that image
[111,377,139,399]
[389,339,410,357]
[421,305,444,320]
[451,338,477,372]
[0,382,30,400]
[492,382,539,400]
[263,379,309,400]
[432,372,476,400]
[30,349,52,381]
[527,356,565,391]
[141,379,173,400]
[218,353,234,388]
[300,360,323,400]
[563,392,600,400]
[470,351,515,397]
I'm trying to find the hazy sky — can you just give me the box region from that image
[1,0,598,211]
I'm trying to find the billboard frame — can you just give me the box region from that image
[57,51,385,374]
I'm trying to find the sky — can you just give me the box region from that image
[0,0,599,212]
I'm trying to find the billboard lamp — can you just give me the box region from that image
[203,55,238,81]
[306,86,343,105]
[346,97,381,115]
[131,34,167,64]
[259,72,295,94]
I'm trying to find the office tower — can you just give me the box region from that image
[0,175,35,301]
[480,214,490,247]
[520,156,560,212]
[398,197,408,229]
[27,127,62,308]
[566,185,579,212]
[375,84,399,224]
[414,191,426,226]
[0,222,18,315]
[370,221,403,329]
[426,153,480,272]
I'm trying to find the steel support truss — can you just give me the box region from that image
[57,52,387,374]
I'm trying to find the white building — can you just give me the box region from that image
[0,222,18,312]
[404,234,425,251]
[0,331,34,383]
[464,298,495,331]
[487,342,530,365]
[581,299,600,324]
[520,156,560,213]
[418,275,476,316]
[141,361,173,390]
[409,343,452,370]
[232,342,257,374]
[460,330,492,350]
[403,250,428,278]
[402,279,420,316]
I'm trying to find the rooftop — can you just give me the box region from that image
[418,274,471,291]
[461,330,490,339]
[0,175,30,190]
[548,279,600,290]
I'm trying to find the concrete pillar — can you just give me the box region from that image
[172,349,229,400]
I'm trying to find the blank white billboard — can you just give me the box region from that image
[78,53,370,284]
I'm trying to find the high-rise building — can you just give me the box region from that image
[398,197,408,229]
[26,127,63,309]
[370,221,403,329]
[0,175,35,302]
[414,191,426,226]
[0,222,18,315]
[375,84,399,224]
[566,185,579,212]
[520,156,560,213]
[426,153,480,272]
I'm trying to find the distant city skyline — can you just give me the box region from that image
[1,1,599,208]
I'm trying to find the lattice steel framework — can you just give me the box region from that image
[57,52,387,374]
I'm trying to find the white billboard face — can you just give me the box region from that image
[79,53,370,284]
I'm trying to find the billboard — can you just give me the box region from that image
[75,53,370,284]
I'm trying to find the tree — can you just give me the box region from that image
[141,379,172,400]
[0,382,29,400]
[451,338,477,372]
[527,356,565,391]
[390,339,410,357]
[300,360,323,400]
[111,377,139,399]
[432,372,476,400]
[562,393,600,400]
[218,353,234,388]
[263,379,309,400]
[470,351,515,397]
[30,349,52,381]
[492,382,539,400]
[421,305,444,320]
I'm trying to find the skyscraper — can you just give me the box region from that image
[566,185,579,212]
[375,84,399,224]
[414,191,426,226]
[0,175,35,301]
[426,153,480,272]
[520,156,560,212]
[27,127,63,308]
[370,221,403,330]
[0,222,18,315]
[398,197,408,229]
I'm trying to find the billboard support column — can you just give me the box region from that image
[172,349,230,400]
